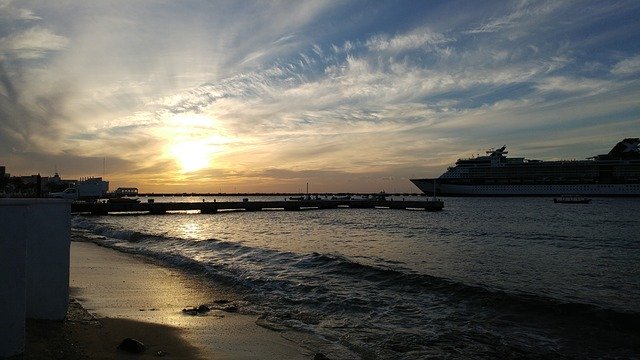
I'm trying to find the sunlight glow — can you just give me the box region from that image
[171,141,211,172]
[163,113,237,173]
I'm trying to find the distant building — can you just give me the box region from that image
[0,167,109,197]
[20,175,40,185]
[15,173,76,194]
[50,172,62,185]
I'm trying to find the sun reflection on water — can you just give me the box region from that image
[176,220,204,240]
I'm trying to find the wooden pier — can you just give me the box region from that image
[71,199,444,215]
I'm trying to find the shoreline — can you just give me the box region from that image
[24,299,201,359]
[22,233,324,359]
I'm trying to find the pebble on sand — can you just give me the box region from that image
[117,337,146,353]
[182,304,211,315]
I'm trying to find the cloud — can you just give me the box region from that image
[0,1,41,21]
[533,76,611,96]
[136,18,628,169]
[611,55,640,75]
[0,26,69,59]
[273,33,297,45]
[0,61,68,155]
[2,1,640,192]
[366,27,452,52]
[464,1,564,35]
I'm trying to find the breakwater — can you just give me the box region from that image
[72,198,444,215]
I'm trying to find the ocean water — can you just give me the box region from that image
[72,196,640,359]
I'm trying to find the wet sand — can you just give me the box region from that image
[22,239,312,359]
[24,300,200,359]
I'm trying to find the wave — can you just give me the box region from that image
[72,216,153,242]
[72,216,640,334]
[297,251,640,331]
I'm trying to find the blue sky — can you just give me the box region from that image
[1,0,639,192]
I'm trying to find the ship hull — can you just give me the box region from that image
[410,179,640,197]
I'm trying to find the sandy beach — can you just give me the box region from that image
[22,236,315,359]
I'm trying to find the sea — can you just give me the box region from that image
[71,196,640,359]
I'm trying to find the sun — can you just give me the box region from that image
[163,113,233,173]
[171,141,211,172]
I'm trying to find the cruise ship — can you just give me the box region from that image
[411,138,640,196]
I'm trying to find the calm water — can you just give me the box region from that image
[72,196,640,359]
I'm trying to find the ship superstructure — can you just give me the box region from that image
[411,138,640,196]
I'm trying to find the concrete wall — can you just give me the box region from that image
[0,199,71,357]
[0,202,28,357]
[25,201,71,319]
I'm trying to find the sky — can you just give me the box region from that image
[1,0,639,193]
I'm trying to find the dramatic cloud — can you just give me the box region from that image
[1,0,639,192]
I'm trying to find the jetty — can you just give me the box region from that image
[71,198,444,215]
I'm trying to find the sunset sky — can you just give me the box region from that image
[1,0,639,193]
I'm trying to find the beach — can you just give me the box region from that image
[23,234,314,359]
[66,197,640,359]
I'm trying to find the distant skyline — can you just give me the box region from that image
[1,0,639,193]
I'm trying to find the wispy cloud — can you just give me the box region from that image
[611,55,640,75]
[0,0,41,21]
[464,1,564,35]
[366,27,452,52]
[1,0,639,192]
[0,26,68,59]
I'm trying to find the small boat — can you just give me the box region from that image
[553,195,592,204]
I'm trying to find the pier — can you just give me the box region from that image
[71,199,444,215]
